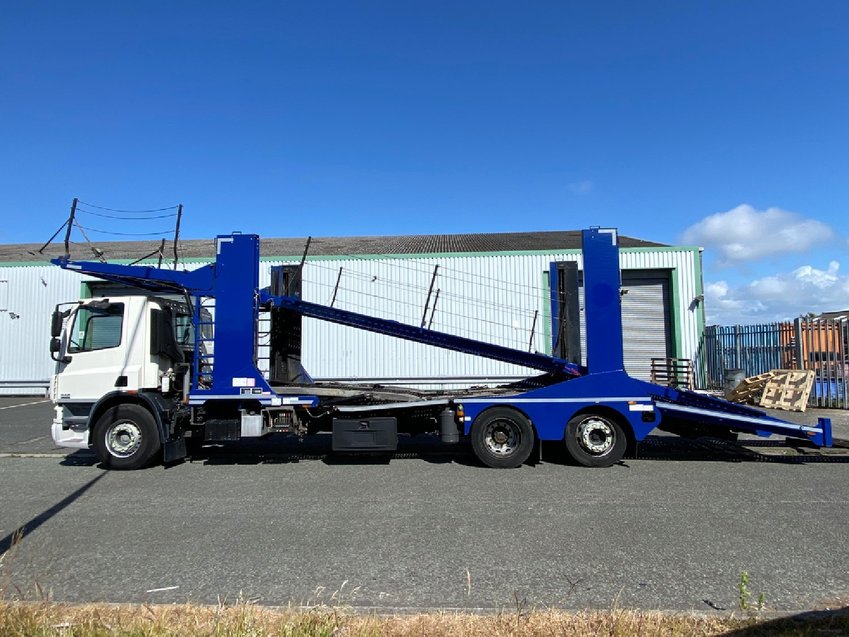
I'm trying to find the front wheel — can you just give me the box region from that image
[470,407,534,469]
[564,412,627,468]
[92,404,161,470]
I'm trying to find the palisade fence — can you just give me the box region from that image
[695,317,849,409]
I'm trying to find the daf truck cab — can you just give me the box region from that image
[49,295,196,468]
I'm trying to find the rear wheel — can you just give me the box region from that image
[564,412,627,468]
[471,407,534,469]
[92,404,161,470]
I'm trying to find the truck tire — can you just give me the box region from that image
[564,412,626,468]
[92,403,162,470]
[471,407,534,469]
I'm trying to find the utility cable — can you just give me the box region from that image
[76,200,180,213]
[75,207,178,221]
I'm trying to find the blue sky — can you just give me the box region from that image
[2,1,847,324]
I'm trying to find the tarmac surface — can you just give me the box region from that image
[1,397,849,612]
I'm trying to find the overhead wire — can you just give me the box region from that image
[76,200,180,213]
[75,207,179,221]
[64,199,182,259]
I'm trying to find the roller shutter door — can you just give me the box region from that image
[620,273,672,380]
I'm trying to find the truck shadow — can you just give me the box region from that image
[719,606,849,635]
[189,434,849,467]
[197,434,484,467]
[50,434,849,469]
[59,451,99,467]
[627,436,849,465]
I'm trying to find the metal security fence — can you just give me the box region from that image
[697,323,795,386]
[697,318,848,409]
[800,318,848,409]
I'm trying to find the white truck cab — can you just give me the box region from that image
[50,295,192,465]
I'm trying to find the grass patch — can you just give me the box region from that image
[0,602,848,637]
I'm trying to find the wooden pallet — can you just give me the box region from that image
[728,372,775,404]
[759,370,815,412]
[651,358,694,389]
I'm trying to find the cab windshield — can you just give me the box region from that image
[68,302,124,353]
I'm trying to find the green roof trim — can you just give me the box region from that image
[0,260,56,267]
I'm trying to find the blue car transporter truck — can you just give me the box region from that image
[48,227,833,469]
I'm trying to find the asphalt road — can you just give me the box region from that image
[2,398,849,612]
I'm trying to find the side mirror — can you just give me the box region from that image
[51,309,63,337]
[49,337,71,364]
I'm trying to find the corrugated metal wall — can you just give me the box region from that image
[0,247,703,393]
[0,265,85,395]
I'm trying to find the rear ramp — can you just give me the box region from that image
[650,384,833,447]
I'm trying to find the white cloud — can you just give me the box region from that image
[681,204,834,265]
[704,260,849,325]
[794,261,839,288]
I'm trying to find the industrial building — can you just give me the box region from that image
[0,230,704,395]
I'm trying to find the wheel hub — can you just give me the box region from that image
[492,429,509,444]
[484,419,519,456]
[576,418,614,455]
[106,421,143,458]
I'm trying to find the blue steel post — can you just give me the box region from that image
[207,234,272,394]
[581,228,625,374]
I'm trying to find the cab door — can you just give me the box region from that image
[55,301,131,400]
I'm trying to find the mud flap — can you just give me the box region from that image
[163,437,187,463]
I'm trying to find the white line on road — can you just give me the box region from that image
[146,586,180,593]
[0,453,68,458]
[0,400,50,410]
[13,436,47,445]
